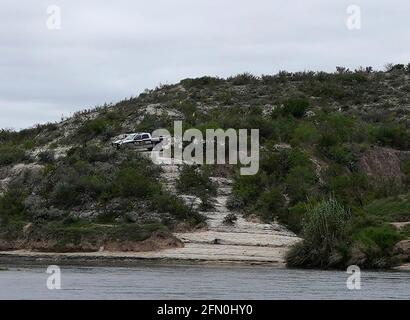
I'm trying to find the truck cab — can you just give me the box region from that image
[112,132,163,150]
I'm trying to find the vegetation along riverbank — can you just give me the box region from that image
[1,65,410,270]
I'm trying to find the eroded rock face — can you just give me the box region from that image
[0,228,182,253]
[394,240,410,262]
[358,146,408,182]
[0,163,44,195]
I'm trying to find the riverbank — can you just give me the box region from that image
[2,250,410,271]
[0,164,301,268]
[0,249,289,267]
[394,263,410,272]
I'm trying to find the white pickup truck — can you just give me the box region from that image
[112,132,164,150]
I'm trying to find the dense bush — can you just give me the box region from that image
[362,195,410,222]
[0,144,203,235]
[0,189,26,223]
[66,145,115,164]
[180,76,224,88]
[254,187,285,222]
[231,173,268,206]
[152,192,203,224]
[176,165,217,197]
[0,145,27,166]
[354,225,402,252]
[228,73,258,86]
[373,123,410,150]
[0,220,168,252]
[330,173,370,207]
[291,123,320,146]
[403,159,410,186]
[113,167,157,198]
[37,150,55,164]
[303,198,350,249]
[282,97,310,118]
[350,225,403,268]
[285,166,317,204]
[77,115,121,142]
[286,198,351,268]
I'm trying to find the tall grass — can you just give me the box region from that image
[286,198,351,268]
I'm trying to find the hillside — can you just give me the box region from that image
[0,65,410,269]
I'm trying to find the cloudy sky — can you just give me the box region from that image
[1,0,409,129]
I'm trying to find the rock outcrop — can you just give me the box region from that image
[153,160,300,264]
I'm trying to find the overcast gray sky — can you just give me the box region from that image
[1,0,409,129]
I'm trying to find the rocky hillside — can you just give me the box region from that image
[0,65,410,268]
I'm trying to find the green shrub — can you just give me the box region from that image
[303,198,351,248]
[325,145,357,167]
[363,195,410,222]
[51,181,80,208]
[330,173,370,207]
[311,81,348,99]
[180,76,224,88]
[254,187,285,222]
[282,97,310,118]
[176,165,217,197]
[232,172,268,206]
[67,145,114,164]
[113,167,156,198]
[291,123,320,146]
[285,202,314,234]
[22,139,35,150]
[354,225,402,252]
[38,151,55,164]
[228,73,258,85]
[286,198,351,268]
[402,159,410,186]
[373,124,410,150]
[259,149,291,177]
[285,166,316,204]
[317,114,356,148]
[152,192,204,225]
[318,132,340,148]
[5,221,167,252]
[0,190,25,223]
[78,175,109,198]
[79,118,108,137]
[0,145,27,166]
[350,224,403,268]
[77,117,117,142]
[268,116,297,142]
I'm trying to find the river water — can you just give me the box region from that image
[0,264,408,299]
